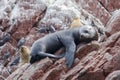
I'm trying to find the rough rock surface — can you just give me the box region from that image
[0,0,119,80]
[98,0,120,12]
[105,70,120,80]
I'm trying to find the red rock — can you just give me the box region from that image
[12,20,33,40]
[2,67,10,78]
[38,0,82,30]
[115,37,120,47]
[0,31,7,39]
[105,10,120,37]
[101,32,120,48]
[53,58,66,68]
[61,45,110,79]
[78,70,105,80]
[7,58,53,80]
[105,70,120,80]
[2,18,9,29]
[9,36,17,47]
[0,42,15,57]
[76,41,100,59]
[42,64,66,80]
[98,0,120,12]
[9,1,46,40]
[0,30,3,36]
[0,0,120,79]
[8,66,18,74]
[25,28,44,48]
[75,0,111,25]
[93,52,112,72]
[0,76,5,80]
[103,46,120,76]
[0,42,16,68]
[61,64,84,80]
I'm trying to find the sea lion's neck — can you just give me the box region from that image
[71,28,81,44]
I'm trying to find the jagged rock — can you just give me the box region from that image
[38,0,81,30]
[101,31,120,48]
[78,70,105,80]
[0,42,15,57]
[0,0,14,31]
[9,36,17,47]
[41,64,67,80]
[114,36,120,47]
[102,46,120,76]
[25,28,45,48]
[98,0,120,12]
[8,0,47,40]
[76,41,100,59]
[105,10,120,37]
[7,58,53,80]
[105,70,120,80]
[1,67,10,79]
[38,0,106,31]
[75,0,111,25]
[0,0,119,80]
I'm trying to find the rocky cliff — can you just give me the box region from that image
[0,0,120,80]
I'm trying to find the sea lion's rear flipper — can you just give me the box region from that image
[30,52,63,64]
[38,52,62,59]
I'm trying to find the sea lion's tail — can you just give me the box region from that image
[30,52,64,64]
[37,52,63,59]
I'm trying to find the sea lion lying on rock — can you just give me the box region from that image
[30,25,99,68]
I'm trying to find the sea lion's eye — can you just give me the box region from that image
[84,30,89,33]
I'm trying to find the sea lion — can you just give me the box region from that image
[2,51,10,60]
[10,46,30,66]
[0,33,10,46]
[20,46,30,64]
[17,37,26,49]
[70,18,83,28]
[30,25,98,68]
[37,25,56,33]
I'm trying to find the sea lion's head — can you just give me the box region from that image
[30,53,42,64]
[20,46,30,54]
[79,25,99,41]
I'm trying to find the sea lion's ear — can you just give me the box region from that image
[91,20,105,35]
[93,28,99,41]
[91,20,96,27]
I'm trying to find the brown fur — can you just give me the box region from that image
[70,18,83,28]
[20,46,30,64]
